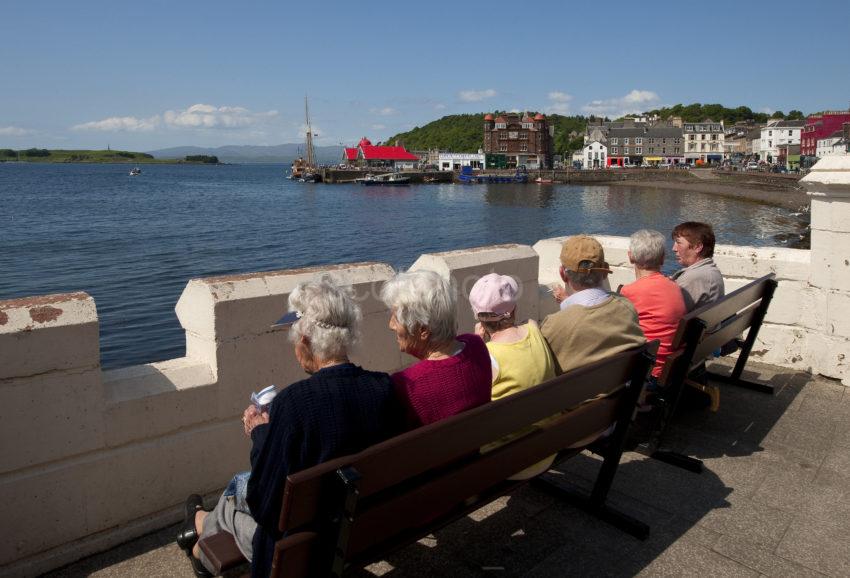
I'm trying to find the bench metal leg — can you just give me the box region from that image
[705,371,774,394]
[531,477,650,540]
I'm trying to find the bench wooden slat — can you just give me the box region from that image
[344,397,620,558]
[690,306,759,363]
[280,349,643,532]
[683,273,775,331]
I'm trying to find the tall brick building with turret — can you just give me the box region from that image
[483,112,554,169]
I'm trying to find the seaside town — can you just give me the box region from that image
[297,107,850,185]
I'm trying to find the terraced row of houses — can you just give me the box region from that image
[577,108,850,169]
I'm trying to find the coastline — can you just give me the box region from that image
[606,178,809,210]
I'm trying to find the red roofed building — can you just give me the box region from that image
[341,137,420,169]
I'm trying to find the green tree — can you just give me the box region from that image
[787,110,805,120]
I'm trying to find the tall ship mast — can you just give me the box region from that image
[304,96,316,169]
[289,95,320,182]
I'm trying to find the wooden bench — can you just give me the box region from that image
[637,273,778,473]
[199,342,657,577]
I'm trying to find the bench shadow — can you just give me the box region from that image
[661,362,808,461]
[346,452,733,577]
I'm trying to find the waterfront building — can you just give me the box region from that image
[683,120,725,165]
[641,126,684,165]
[747,127,763,158]
[776,143,801,170]
[582,140,607,168]
[816,123,850,157]
[759,119,804,164]
[483,112,554,169]
[606,126,647,167]
[437,152,485,171]
[342,137,420,169]
[801,109,850,157]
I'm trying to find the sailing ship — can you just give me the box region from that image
[290,96,320,182]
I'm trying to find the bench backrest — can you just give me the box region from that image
[660,273,777,387]
[269,342,656,577]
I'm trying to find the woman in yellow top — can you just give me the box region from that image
[470,273,557,479]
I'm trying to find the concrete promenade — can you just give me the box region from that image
[47,359,850,577]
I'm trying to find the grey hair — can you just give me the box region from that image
[565,264,606,290]
[629,229,666,270]
[380,270,458,344]
[287,275,361,360]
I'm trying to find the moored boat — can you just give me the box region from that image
[129,167,141,176]
[356,173,411,186]
[458,166,527,184]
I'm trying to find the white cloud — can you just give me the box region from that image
[434,103,447,110]
[546,91,573,114]
[71,103,279,134]
[760,107,775,114]
[163,104,278,129]
[582,89,661,118]
[72,116,159,132]
[458,88,497,102]
[369,107,397,116]
[0,126,32,136]
[371,123,386,130]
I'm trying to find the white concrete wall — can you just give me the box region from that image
[3,157,850,574]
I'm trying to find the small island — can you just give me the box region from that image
[0,148,219,164]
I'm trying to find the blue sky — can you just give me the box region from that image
[2,0,849,151]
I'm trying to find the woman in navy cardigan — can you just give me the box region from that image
[178,276,401,577]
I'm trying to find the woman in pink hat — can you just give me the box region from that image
[470,273,557,479]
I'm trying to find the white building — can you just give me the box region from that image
[437,152,485,171]
[816,131,843,158]
[583,140,607,169]
[759,119,804,164]
[683,120,725,164]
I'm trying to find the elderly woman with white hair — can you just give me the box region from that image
[620,229,686,386]
[178,276,401,577]
[381,270,492,428]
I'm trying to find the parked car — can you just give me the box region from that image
[745,162,759,171]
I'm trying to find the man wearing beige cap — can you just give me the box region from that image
[541,235,645,374]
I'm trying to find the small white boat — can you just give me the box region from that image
[356,173,411,186]
[129,167,141,176]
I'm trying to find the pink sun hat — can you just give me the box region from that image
[469,273,519,318]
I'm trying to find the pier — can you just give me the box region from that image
[1,157,848,576]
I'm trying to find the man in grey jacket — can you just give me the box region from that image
[670,222,724,311]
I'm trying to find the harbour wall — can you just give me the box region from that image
[1,157,848,576]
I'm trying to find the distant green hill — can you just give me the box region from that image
[642,103,805,124]
[0,149,164,163]
[384,113,589,156]
[0,149,227,163]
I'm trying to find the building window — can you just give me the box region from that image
[648,138,655,144]
[496,123,506,129]
[624,138,630,144]
[769,130,773,136]
[662,147,666,154]
[624,147,630,154]
[635,137,643,145]
[508,131,518,139]
[499,144,507,152]
[612,147,618,154]
[711,134,717,140]
[520,144,528,152]
[636,147,642,154]
[610,138,618,145]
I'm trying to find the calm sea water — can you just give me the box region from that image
[0,163,806,369]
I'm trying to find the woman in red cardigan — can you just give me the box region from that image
[380,269,492,428]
